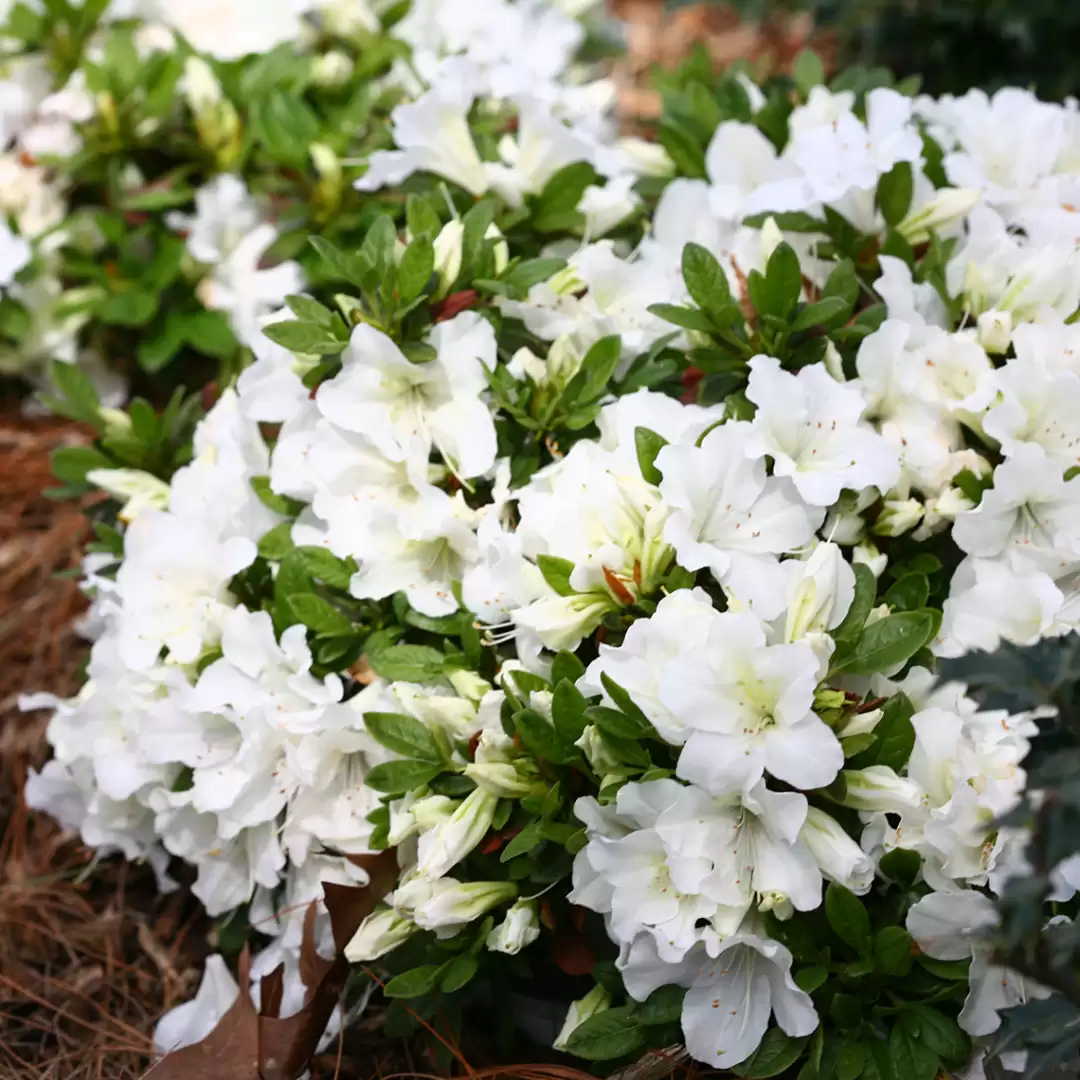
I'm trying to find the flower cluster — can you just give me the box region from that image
[20,1,1080,1075]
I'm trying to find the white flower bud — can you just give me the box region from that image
[180,56,221,115]
[312,50,353,88]
[841,766,922,813]
[977,309,1012,354]
[485,899,540,955]
[801,807,874,894]
[394,877,518,932]
[784,541,855,642]
[574,725,620,775]
[344,907,416,962]
[415,787,499,879]
[486,223,509,274]
[837,707,882,739]
[433,219,464,295]
[897,188,980,244]
[824,339,845,382]
[873,498,924,537]
[852,539,887,578]
[554,985,612,1051]
[512,594,615,652]
[507,345,548,383]
[759,216,784,262]
[85,468,170,524]
[310,143,341,183]
[465,761,536,798]
[611,135,674,177]
[447,669,491,704]
[387,791,453,847]
[99,407,131,434]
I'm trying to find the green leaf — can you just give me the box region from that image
[832,564,877,643]
[734,1029,809,1078]
[833,611,935,676]
[867,693,915,771]
[794,966,828,993]
[552,679,588,744]
[873,927,913,974]
[439,954,479,993]
[531,161,598,230]
[260,319,344,355]
[760,242,802,319]
[367,643,447,683]
[176,309,238,360]
[397,235,434,303]
[877,162,915,228]
[635,426,669,486]
[793,48,825,93]
[915,955,970,981]
[657,117,707,179]
[284,593,352,635]
[285,295,339,328]
[600,673,649,728]
[537,554,576,597]
[825,882,872,955]
[384,964,445,998]
[309,235,369,288]
[910,1007,969,1066]
[294,546,354,589]
[504,257,566,293]
[99,290,158,327]
[406,194,441,241]
[878,848,921,885]
[586,705,647,740]
[835,1041,867,1080]
[889,1015,939,1080]
[631,984,685,1025]
[363,711,442,763]
[551,649,586,686]
[257,521,295,560]
[50,445,112,485]
[501,822,544,862]
[366,759,444,795]
[682,241,735,325]
[251,476,304,517]
[883,573,929,612]
[822,259,859,310]
[45,360,101,426]
[647,302,718,333]
[514,708,570,763]
[577,335,621,404]
[791,295,851,331]
[564,1006,648,1061]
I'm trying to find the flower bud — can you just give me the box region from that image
[759,216,784,263]
[415,787,499,879]
[506,345,548,383]
[554,985,612,1051]
[784,541,855,642]
[394,877,518,932]
[344,907,416,962]
[872,498,923,537]
[465,761,537,798]
[180,56,221,115]
[85,468,170,524]
[824,339,845,382]
[99,407,132,435]
[486,899,540,955]
[801,807,874,894]
[486,224,509,274]
[575,725,620,776]
[512,593,615,652]
[977,309,1012,354]
[387,790,453,847]
[312,50,353,89]
[852,538,887,579]
[611,135,674,177]
[432,220,464,296]
[841,766,921,813]
[447,669,491,704]
[836,707,882,739]
[897,188,980,244]
[757,891,794,920]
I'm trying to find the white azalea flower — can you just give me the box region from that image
[746,355,900,506]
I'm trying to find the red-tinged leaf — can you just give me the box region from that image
[554,928,596,976]
[433,289,479,322]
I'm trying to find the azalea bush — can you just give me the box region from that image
[20,0,1080,1077]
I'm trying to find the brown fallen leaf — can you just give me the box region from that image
[147,849,399,1080]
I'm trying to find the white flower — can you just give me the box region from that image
[746,355,900,506]
[781,541,855,644]
[345,908,417,962]
[136,0,309,61]
[486,899,540,954]
[153,955,239,1055]
[659,610,843,795]
[907,890,1049,1036]
[840,766,922,813]
[578,587,717,745]
[0,219,30,286]
[85,468,170,524]
[169,174,262,266]
[657,421,824,619]
[115,510,255,669]
[355,62,489,196]
[317,312,498,479]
